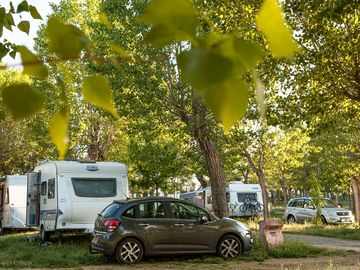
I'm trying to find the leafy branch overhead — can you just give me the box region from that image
[143,0,298,130]
[0,0,298,158]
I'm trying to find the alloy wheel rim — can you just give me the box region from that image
[220,239,239,258]
[121,241,141,263]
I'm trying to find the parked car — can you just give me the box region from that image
[284,197,355,224]
[90,197,253,264]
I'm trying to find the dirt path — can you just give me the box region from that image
[77,253,360,270]
[284,233,360,252]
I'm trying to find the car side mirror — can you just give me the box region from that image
[309,205,315,210]
[198,215,208,224]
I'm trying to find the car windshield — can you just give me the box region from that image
[321,199,338,208]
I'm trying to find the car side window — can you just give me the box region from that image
[138,202,166,219]
[295,199,304,208]
[122,206,135,219]
[304,199,315,208]
[170,202,209,220]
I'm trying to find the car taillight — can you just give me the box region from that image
[104,219,121,232]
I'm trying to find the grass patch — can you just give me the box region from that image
[239,237,343,262]
[283,223,360,240]
[0,233,107,269]
[0,232,345,268]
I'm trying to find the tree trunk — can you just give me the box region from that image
[350,176,360,223]
[281,186,288,208]
[198,138,228,217]
[196,174,208,188]
[244,150,270,221]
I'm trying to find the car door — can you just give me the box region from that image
[293,199,306,222]
[134,201,175,253]
[168,201,218,252]
[302,199,316,221]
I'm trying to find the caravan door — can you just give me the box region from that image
[26,172,40,226]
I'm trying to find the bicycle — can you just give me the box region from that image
[239,199,263,217]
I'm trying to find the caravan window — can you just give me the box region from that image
[41,182,47,196]
[48,179,55,199]
[237,192,257,202]
[5,188,9,204]
[71,178,116,197]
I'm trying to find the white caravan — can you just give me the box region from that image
[26,160,128,240]
[180,181,263,217]
[0,175,27,232]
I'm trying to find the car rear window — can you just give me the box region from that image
[101,203,122,218]
[72,178,116,197]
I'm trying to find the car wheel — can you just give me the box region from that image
[217,235,242,259]
[287,215,296,224]
[115,238,144,264]
[321,215,328,225]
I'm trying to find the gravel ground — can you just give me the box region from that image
[283,233,360,252]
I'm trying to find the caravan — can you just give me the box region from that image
[180,181,263,217]
[0,175,27,233]
[26,160,128,241]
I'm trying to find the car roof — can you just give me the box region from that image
[113,196,187,205]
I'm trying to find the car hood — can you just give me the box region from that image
[322,208,352,213]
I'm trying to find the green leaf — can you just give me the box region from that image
[9,50,16,59]
[177,48,234,89]
[142,0,198,45]
[99,12,111,27]
[201,76,249,131]
[17,0,29,13]
[217,38,264,74]
[256,0,298,58]
[9,2,15,13]
[108,42,129,57]
[49,110,68,160]
[18,46,48,78]
[81,75,118,117]
[0,25,3,38]
[4,13,15,30]
[46,17,89,58]
[0,44,9,60]
[1,84,44,120]
[18,21,30,34]
[29,5,42,19]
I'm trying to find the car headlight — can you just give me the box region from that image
[236,221,250,231]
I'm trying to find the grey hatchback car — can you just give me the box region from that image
[90,197,253,264]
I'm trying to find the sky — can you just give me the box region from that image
[1,0,60,67]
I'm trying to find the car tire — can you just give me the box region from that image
[321,215,328,225]
[217,235,242,259]
[115,237,144,264]
[287,215,296,224]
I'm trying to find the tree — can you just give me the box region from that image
[1,0,299,218]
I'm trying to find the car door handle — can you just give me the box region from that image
[138,223,150,226]
[174,223,185,227]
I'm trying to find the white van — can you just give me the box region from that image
[0,175,27,233]
[180,181,263,217]
[26,160,128,241]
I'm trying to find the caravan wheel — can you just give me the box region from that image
[40,226,50,242]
